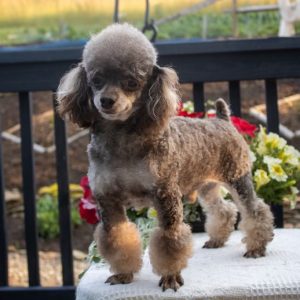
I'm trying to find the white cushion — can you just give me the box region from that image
[76,229,300,300]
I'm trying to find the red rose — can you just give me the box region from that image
[79,176,100,224]
[178,101,256,138]
[230,116,257,137]
[80,176,93,199]
[178,110,204,118]
[79,198,100,225]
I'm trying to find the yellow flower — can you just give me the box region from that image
[38,183,83,199]
[147,207,157,219]
[256,126,268,155]
[254,169,270,190]
[280,145,300,167]
[69,184,84,199]
[38,183,58,197]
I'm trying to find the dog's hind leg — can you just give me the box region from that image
[94,200,142,285]
[229,172,274,258]
[199,182,238,248]
[149,184,193,292]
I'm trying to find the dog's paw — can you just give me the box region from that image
[159,273,184,292]
[105,273,133,285]
[203,239,224,249]
[243,248,266,258]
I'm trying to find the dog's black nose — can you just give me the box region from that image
[100,97,115,109]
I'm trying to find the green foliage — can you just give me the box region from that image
[36,192,82,239]
[183,200,201,223]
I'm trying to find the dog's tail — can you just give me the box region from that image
[215,98,231,122]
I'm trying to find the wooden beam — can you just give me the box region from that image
[226,4,278,14]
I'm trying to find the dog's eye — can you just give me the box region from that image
[92,77,105,89]
[124,79,139,91]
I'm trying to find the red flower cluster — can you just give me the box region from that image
[177,101,256,138]
[177,102,204,118]
[230,116,257,138]
[79,176,100,225]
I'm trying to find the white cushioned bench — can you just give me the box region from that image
[77,229,300,300]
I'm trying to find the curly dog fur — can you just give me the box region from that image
[57,23,274,291]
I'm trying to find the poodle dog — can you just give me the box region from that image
[57,23,274,292]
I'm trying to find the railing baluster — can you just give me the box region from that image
[53,95,74,286]
[193,82,205,112]
[0,113,8,287]
[19,92,40,286]
[229,80,241,117]
[265,79,283,228]
[265,79,280,134]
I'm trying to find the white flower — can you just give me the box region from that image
[291,186,299,195]
[183,101,194,113]
[263,156,287,182]
[249,150,257,163]
[269,164,288,182]
[266,132,286,150]
[256,127,287,155]
[263,156,282,166]
[220,186,229,198]
[207,109,216,115]
[281,145,300,167]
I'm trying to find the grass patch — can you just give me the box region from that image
[0,0,288,46]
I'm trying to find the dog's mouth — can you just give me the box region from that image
[100,106,133,121]
[101,108,115,115]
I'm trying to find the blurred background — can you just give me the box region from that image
[0,0,295,46]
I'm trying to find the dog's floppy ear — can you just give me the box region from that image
[56,63,98,128]
[147,65,179,127]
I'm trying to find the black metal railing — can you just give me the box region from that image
[1,37,300,299]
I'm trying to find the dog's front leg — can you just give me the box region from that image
[94,199,143,285]
[149,185,193,291]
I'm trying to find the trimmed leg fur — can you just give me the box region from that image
[239,199,274,258]
[149,224,193,291]
[149,184,193,291]
[230,173,274,258]
[199,183,237,248]
[94,222,143,283]
[149,223,193,277]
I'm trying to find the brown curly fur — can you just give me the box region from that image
[56,23,274,291]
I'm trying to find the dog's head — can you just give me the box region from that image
[57,23,179,129]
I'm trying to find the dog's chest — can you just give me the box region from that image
[88,156,154,197]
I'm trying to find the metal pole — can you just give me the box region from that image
[232,0,238,37]
[114,0,119,23]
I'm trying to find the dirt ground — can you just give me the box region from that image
[1,79,300,286]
